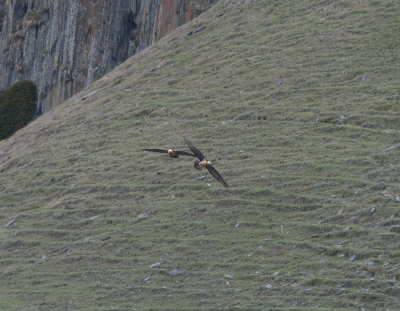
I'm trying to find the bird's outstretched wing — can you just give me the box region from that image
[206,166,229,188]
[143,148,168,154]
[175,150,196,157]
[184,139,205,160]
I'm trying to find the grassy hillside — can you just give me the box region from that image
[1,0,400,310]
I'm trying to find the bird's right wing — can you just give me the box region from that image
[206,166,229,188]
[175,150,196,157]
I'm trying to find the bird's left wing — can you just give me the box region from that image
[143,148,168,154]
[184,139,205,160]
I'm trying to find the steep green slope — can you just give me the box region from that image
[1,0,399,310]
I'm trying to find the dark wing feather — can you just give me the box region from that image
[184,139,205,160]
[206,166,229,188]
[143,148,168,154]
[175,150,196,157]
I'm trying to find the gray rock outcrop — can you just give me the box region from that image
[0,0,216,113]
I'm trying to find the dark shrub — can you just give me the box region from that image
[0,80,37,140]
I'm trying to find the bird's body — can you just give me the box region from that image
[167,149,177,157]
[194,159,212,170]
[198,159,212,167]
[185,139,228,187]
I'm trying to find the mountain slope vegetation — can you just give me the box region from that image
[0,0,399,310]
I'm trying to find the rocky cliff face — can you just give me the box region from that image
[0,0,216,113]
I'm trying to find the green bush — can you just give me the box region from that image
[0,80,37,140]
[0,4,5,31]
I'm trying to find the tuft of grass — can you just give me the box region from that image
[1,0,400,310]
